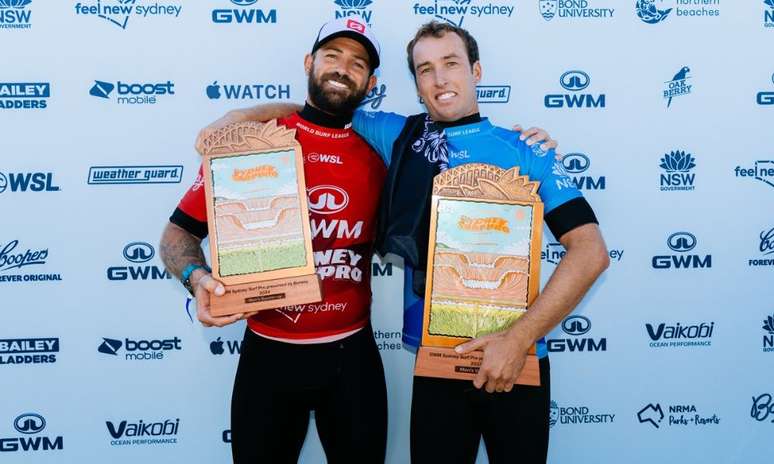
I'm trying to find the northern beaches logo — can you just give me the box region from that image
[636,0,720,25]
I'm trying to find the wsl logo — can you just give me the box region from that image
[664,66,691,108]
[412,0,515,27]
[749,228,774,267]
[0,171,59,193]
[0,0,32,29]
[549,401,615,428]
[734,160,774,189]
[756,73,774,106]
[359,83,387,109]
[547,315,607,352]
[334,0,373,25]
[106,242,172,281]
[538,0,615,21]
[98,336,182,361]
[205,81,290,100]
[74,0,182,30]
[0,82,49,110]
[562,153,606,190]
[762,314,774,353]
[646,321,714,348]
[636,0,720,24]
[765,0,774,28]
[0,240,62,284]
[0,413,63,453]
[0,338,59,365]
[659,150,696,191]
[652,232,712,270]
[212,0,277,24]
[90,80,174,105]
[637,402,719,428]
[545,70,605,109]
[106,418,179,446]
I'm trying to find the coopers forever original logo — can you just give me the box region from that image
[74,0,182,30]
[0,0,32,29]
[106,242,172,281]
[0,83,50,110]
[538,0,615,21]
[0,413,63,453]
[88,166,183,185]
[106,418,179,446]
[652,231,711,269]
[547,315,607,353]
[412,0,515,27]
[545,70,605,109]
[636,0,720,24]
[659,150,696,191]
[0,338,58,365]
[212,0,277,24]
[637,402,719,428]
[90,79,175,105]
[749,228,774,267]
[0,240,62,284]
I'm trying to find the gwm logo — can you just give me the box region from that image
[652,232,712,270]
[545,70,606,109]
[307,185,349,215]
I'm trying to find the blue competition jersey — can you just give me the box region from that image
[353,110,584,357]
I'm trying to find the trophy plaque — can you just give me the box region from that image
[414,163,543,386]
[200,120,322,316]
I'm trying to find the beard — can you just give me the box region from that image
[307,64,368,116]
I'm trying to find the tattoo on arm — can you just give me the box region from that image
[159,222,206,280]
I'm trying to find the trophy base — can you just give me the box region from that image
[210,274,322,316]
[414,346,540,386]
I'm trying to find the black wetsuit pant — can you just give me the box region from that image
[410,356,551,464]
[231,326,388,464]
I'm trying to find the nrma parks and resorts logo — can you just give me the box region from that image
[538,0,615,22]
[334,0,374,25]
[545,70,605,109]
[412,0,515,27]
[637,402,719,428]
[74,0,182,30]
[636,0,720,25]
[0,0,32,29]
[212,0,277,25]
[659,150,696,191]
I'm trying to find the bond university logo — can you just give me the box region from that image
[212,0,277,24]
[766,0,774,27]
[664,66,691,107]
[652,232,711,270]
[538,0,615,22]
[762,314,774,352]
[636,0,720,24]
[1,413,63,453]
[74,0,183,30]
[549,401,615,428]
[734,160,774,189]
[334,0,373,25]
[412,0,515,27]
[0,0,32,29]
[545,70,605,109]
[0,82,50,110]
[659,150,696,191]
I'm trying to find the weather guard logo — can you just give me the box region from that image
[538,0,615,21]
[0,0,32,29]
[0,240,62,284]
[106,242,172,281]
[646,321,713,348]
[0,338,58,365]
[734,160,774,189]
[98,336,181,361]
[74,0,182,30]
[545,70,605,109]
[334,0,373,25]
[547,315,607,352]
[0,413,63,453]
[638,402,719,428]
[636,0,720,24]
[90,80,174,105]
[412,0,515,27]
[212,0,277,24]
[549,400,615,427]
[0,82,49,110]
[476,85,510,103]
[652,232,711,269]
[206,81,290,100]
[664,66,691,107]
[106,418,179,446]
[88,166,183,185]
[659,150,695,191]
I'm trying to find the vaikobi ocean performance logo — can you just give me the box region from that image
[636,0,720,24]
[0,0,32,29]
[412,0,515,27]
[74,0,182,30]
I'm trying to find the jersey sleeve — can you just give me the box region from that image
[169,164,209,239]
[352,110,407,167]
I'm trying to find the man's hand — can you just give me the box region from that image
[455,329,532,394]
[193,270,258,327]
[513,124,561,158]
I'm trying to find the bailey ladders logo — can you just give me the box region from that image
[0,0,32,29]
[0,82,50,110]
[539,0,615,22]
[664,66,691,108]
[0,338,59,366]
[412,0,515,27]
[74,0,182,30]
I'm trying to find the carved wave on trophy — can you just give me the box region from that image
[216,207,302,245]
[432,163,540,201]
[432,264,528,304]
[202,120,296,156]
[434,250,527,271]
[216,194,297,214]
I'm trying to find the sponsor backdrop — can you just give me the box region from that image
[1,0,772,463]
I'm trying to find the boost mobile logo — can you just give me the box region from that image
[89,80,175,105]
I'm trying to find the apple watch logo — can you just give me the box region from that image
[206,81,222,100]
[210,337,225,355]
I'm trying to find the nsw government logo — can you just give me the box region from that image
[749,228,774,267]
[106,418,179,446]
[212,0,277,24]
[762,314,774,352]
[636,0,719,24]
[88,166,183,185]
[734,160,774,189]
[205,81,290,101]
[652,232,711,270]
[411,0,515,27]
[637,402,719,428]
[549,401,615,428]
[90,79,174,105]
[646,321,713,348]
[545,70,605,109]
[0,338,58,366]
[538,0,615,21]
[106,242,172,281]
[547,315,607,353]
[659,150,696,191]
[664,66,691,108]
[0,83,49,110]
[765,0,774,28]
[1,413,63,453]
[0,240,63,284]
[98,336,182,361]
[74,0,182,29]
[0,0,32,29]
[334,0,374,25]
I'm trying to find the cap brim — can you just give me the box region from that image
[314,30,380,71]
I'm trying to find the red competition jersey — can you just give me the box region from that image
[176,113,386,340]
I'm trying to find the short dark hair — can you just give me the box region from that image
[406,21,479,79]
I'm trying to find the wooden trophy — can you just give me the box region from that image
[200,120,322,316]
[414,163,544,386]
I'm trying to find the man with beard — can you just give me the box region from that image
[159,18,388,463]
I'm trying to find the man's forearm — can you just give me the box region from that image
[159,222,207,281]
[508,223,610,350]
